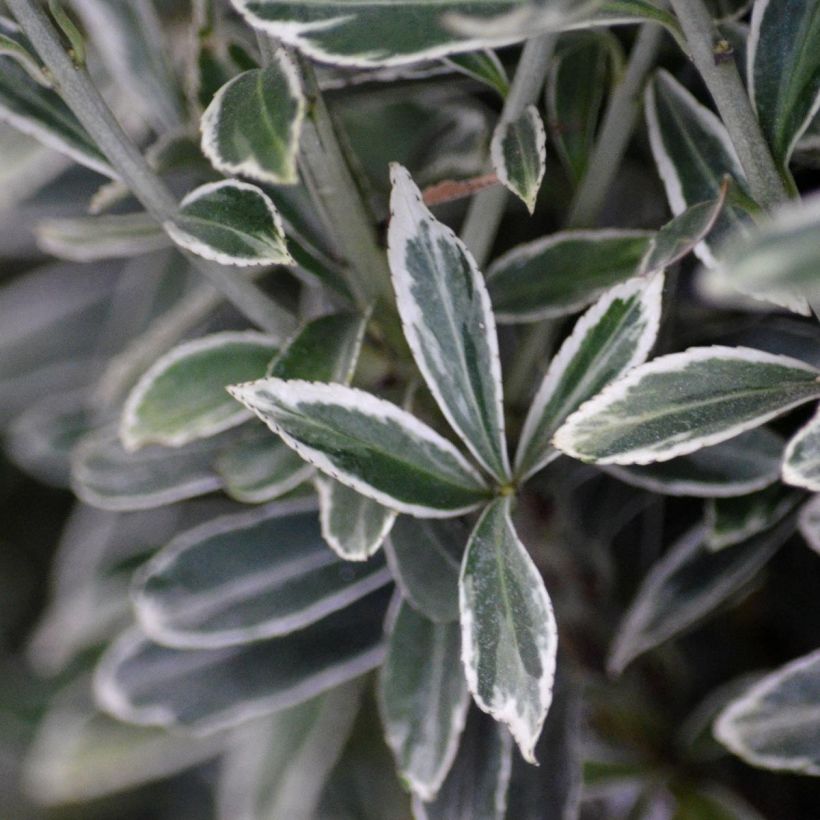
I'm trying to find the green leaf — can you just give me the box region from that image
[387,164,510,482]
[121,331,278,450]
[714,647,820,775]
[412,708,512,820]
[216,429,313,503]
[379,600,469,801]
[94,589,390,733]
[490,104,546,213]
[460,497,557,763]
[705,485,804,551]
[546,34,611,186]
[35,212,170,262]
[201,50,305,185]
[798,493,820,554]
[228,379,490,516]
[0,23,114,178]
[167,180,293,267]
[232,0,602,68]
[384,517,465,624]
[783,406,820,492]
[604,428,785,498]
[0,22,50,85]
[315,477,397,561]
[608,518,795,674]
[486,229,652,323]
[515,274,664,481]
[748,0,820,166]
[217,685,361,820]
[443,50,509,97]
[133,500,392,648]
[72,427,226,512]
[554,346,820,465]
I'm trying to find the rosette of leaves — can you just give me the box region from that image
[1,1,820,819]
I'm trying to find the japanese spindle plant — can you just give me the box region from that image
[2,0,820,817]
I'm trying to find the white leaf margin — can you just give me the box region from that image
[782,405,820,492]
[490,104,546,214]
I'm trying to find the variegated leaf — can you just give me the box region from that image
[490,104,546,213]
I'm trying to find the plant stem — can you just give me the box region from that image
[567,24,664,228]
[8,0,296,336]
[667,0,789,209]
[460,33,559,268]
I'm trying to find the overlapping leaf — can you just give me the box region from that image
[783,406,820,492]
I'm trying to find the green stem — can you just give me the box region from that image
[667,0,789,209]
[460,33,559,267]
[567,24,664,228]
[8,0,296,337]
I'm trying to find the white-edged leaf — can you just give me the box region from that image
[166,180,293,267]
[554,346,820,466]
[443,50,509,97]
[388,163,510,482]
[231,0,602,68]
[94,589,389,734]
[705,485,804,551]
[201,50,305,185]
[602,428,786,498]
[490,104,546,213]
[133,499,392,649]
[385,517,465,624]
[315,477,397,561]
[379,600,469,802]
[783,406,820,492]
[515,274,664,481]
[459,497,557,763]
[412,707,513,820]
[228,378,491,517]
[714,647,820,775]
[35,212,170,262]
[121,331,278,450]
[748,0,820,166]
[217,684,361,820]
[798,493,820,554]
[486,229,652,323]
[608,518,795,675]
[71,426,227,512]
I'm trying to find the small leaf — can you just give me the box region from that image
[608,518,795,675]
[486,230,652,323]
[490,105,546,213]
[443,50,509,97]
[460,497,557,763]
[515,275,664,481]
[133,500,392,648]
[554,346,820,466]
[228,379,490,517]
[94,589,390,733]
[121,331,278,450]
[748,0,820,166]
[388,164,510,482]
[36,213,170,262]
[315,477,397,561]
[166,180,293,267]
[783,406,820,492]
[412,707,513,820]
[379,600,469,802]
[201,50,305,185]
[714,647,820,775]
[0,26,50,86]
[798,493,820,554]
[705,485,804,551]
[603,428,785,498]
[384,517,465,624]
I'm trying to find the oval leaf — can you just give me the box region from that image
[228,378,490,517]
[490,104,546,213]
[486,229,652,323]
[388,163,510,482]
[715,647,820,775]
[515,274,664,481]
[460,497,557,763]
[166,180,293,266]
[379,600,470,802]
[121,331,278,450]
[201,51,305,185]
[554,346,820,465]
[783,405,820,492]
